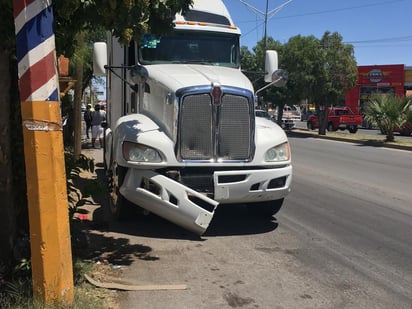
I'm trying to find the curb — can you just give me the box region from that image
[287,129,412,152]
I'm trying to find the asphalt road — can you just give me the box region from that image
[280,136,412,308]
[87,136,412,309]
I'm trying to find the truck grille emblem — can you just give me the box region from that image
[211,84,222,105]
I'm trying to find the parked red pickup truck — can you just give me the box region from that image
[307,107,362,133]
[393,122,412,136]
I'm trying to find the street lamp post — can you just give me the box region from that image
[239,0,293,47]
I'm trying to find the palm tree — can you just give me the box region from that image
[364,95,411,142]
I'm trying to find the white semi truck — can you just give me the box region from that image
[93,0,292,235]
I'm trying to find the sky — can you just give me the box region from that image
[222,0,412,66]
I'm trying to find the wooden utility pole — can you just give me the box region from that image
[13,0,74,304]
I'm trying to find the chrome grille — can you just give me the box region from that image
[180,94,213,160]
[179,92,253,161]
[218,94,251,160]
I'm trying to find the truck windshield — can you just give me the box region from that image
[138,31,240,68]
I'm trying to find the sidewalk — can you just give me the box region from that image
[75,144,192,308]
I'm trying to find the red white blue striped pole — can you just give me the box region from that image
[14,0,59,102]
[13,0,74,304]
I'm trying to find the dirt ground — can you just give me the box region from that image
[70,147,124,308]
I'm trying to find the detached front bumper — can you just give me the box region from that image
[120,169,219,235]
[120,164,291,234]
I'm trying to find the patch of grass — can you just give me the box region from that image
[0,152,117,309]
[0,255,117,309]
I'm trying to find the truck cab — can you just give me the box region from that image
[93,0,292,235]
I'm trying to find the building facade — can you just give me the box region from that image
[345,64,412,114]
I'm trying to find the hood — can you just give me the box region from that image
[145,64,254,93]
[255,117,288,145]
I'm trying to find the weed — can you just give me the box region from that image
[0,151,116,308]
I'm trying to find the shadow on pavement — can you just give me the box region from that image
[73,157,278,240]
[102,203,279,240]
[70,147,280,269]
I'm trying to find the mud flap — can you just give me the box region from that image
[120,169,219,235]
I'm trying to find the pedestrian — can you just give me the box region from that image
[83,104,93,139]
[91,104,106,148]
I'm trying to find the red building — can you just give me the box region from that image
[345,64,411,115]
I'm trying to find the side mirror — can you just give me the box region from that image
[264,50,279,83]
[271,69,288,87]
[130,65,149,84]
[93,42,107,77]
[255,68,288,96]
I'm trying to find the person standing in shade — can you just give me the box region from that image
[91,104,106,148]
[83,104,93,139]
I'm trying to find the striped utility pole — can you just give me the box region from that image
[13,0,74,304]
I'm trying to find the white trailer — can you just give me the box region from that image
[93,0,292,235]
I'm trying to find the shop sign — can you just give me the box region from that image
[368,69,384,83]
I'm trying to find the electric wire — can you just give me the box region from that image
[235,0,412,46]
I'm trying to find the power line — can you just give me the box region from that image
[235,0,412,52]
[345,35,412,44]
[234,0,407,23]
[354,45,412,48]
[275,0,407,19]
[238,0,293,46]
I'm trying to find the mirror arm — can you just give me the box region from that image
[241,70,266,84]
[255,76,283,96]
[255,69,288,96]
[103,65,138,91]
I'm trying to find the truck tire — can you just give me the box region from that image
[246,198,284,216]
[348,125,358,134]
[327,122,336,132]
[108,165,136,220]
[399,127,412,136]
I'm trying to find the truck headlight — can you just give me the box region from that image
[123,142,162,162]
[265,142,290,162]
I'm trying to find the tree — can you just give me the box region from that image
[240,46,258,73]
[53,1,193,157]
[254,38,288,124]
[0,0,193,272]
[241,37,288,124]
[280,35,325,125]
[0,42,17,268]
[242,33,357,131]
[316,31,357,134]
[53,0,193,57]
[364,95,411,142]
[0,0,28,268]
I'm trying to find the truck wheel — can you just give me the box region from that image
[327,122,336,132]
[399,128,412,136]
[348,125,358,134]
[246,198,284,216]
[109,165,136,220]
